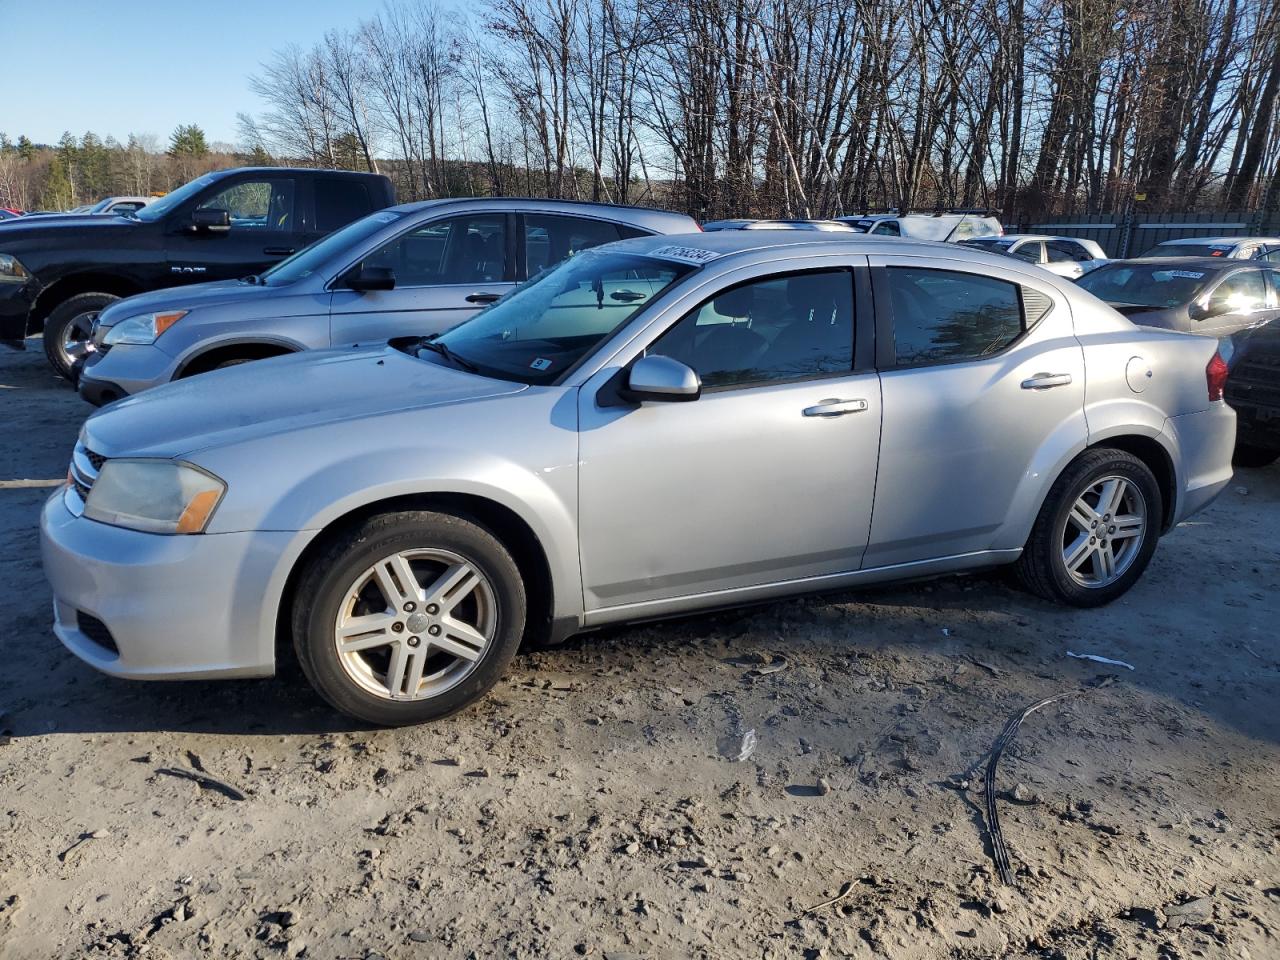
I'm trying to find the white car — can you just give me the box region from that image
[961,235,1109,279]
[1137,236,1280,261]
[838,213,1004,242]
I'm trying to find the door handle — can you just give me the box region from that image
[263,246,295,256]
[465,292,501,304]
[802,398,869,418]
[1021,373,1073,390]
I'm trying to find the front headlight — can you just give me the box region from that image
[83,459,225,534]
[103,310,188,345]
[0,253,30,284]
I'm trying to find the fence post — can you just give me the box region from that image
[1116,201,1135,259]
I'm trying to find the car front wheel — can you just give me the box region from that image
[1015,448,1162,607]
[291,510,526,725]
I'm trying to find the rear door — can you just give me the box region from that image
[865,255,1085,566]
[329,211,515,345]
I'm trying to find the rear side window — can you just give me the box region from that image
[886,268,1035,366]
[871,221,900,236]
[315,180,372,232]
[524,215,633,277]
[1047,240,1088,262]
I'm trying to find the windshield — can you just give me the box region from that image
[259,210,406,286]
[133,175,218,222]
[433,250,692,384]
[1138,243,1233,258]
[1076,263,1213,308]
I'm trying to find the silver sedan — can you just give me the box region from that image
[42,232,1236,725]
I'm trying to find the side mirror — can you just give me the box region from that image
[345,265,396,292]
[191,208,230,232]
[625,355,701,402]
[1190,299,1230,321]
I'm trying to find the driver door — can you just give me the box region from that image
[329,212,515,346]
[166,176,298,284]
[576,264,882,612]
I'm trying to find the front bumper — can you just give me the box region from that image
[78,340,180,404]
[0,279,37,346]
[1164,402,1236,526]
[40,490,297,679]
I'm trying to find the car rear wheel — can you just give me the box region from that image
[1014,448,1162,607]
[1233,443,1279,468]
[43,292,119,381]
[291,510,526,726]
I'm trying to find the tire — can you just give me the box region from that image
[43,292,120,381]
[1014,448,1162,608]
[291,510,526,726]
[214,358,253,370]
[1233,443,1279,469]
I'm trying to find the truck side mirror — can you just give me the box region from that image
[191,208,230,233]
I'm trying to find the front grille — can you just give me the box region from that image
[65,443,108,515]
[77,613,119,655]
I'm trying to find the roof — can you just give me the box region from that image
[385,196,696,229]
[1153,236,1280,246]
[607,230,985,263]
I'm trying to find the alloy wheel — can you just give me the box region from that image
[59,310,97,368]
[1061,475,1147,588]
[333,548,497,701]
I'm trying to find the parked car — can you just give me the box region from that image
[702,219,856,232]
[1075,258,1280,338]
[43,232,1235,725]
[77,199,699,404]
[1137,236,1280,261]
[80,196,153,216]
[837,212,1003,241]
[0,166,396,379]
[1223,319,1280,467]
[960,234,1108,279]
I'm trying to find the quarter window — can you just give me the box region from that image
[196,179,295,231]
[363,214,507,286]
[650,270,854,388]
[886,268,1029,366]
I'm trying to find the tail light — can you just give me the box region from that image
[1206,350,1229,401]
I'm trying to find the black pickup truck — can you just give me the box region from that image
[0,167,395,378]
[1225,320,1280,467]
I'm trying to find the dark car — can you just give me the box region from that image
[0,167,396,378]
[1224,320,1280,467]
[1075,258,1280,339]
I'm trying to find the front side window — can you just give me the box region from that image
[196,179,295,231]
[887,268,1026,366]
[1207,270,1267,313]
[1010,241,1044,264]
[649,270,854,388]
[1047,240,1087,262]
[524,215,634,277]
[364,214,507,286]
[434,250,690,384]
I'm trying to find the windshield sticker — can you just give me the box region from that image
[529,357,553,371]
[1167,270,1206,279]
[649,244,720,265]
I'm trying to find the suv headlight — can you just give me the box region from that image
[0,253,30,284]
[83,459,225,534]
[103,310,188,345]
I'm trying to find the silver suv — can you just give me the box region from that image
[77,199,698,404]
[43,232,1236,726]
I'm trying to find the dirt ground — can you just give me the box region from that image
[0,341,1276,960]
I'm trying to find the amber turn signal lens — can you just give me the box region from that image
[154,311,188,337]
[176,488,222,533]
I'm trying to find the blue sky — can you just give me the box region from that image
[0,0,395,147]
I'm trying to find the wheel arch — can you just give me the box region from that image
[176,339,301,378]
[273,492,560,672]
[31,273,144,330]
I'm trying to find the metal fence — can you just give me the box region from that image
[1014,210,1280,258]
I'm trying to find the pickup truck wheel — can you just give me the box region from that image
[1014,449,1161,608]
[291,510,526,726]
[1233,444,1279,468]
[43,292,119,381]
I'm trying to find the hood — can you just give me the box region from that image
[0,213,139,244]
[83,345,527,459]
[96,279,273,325]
